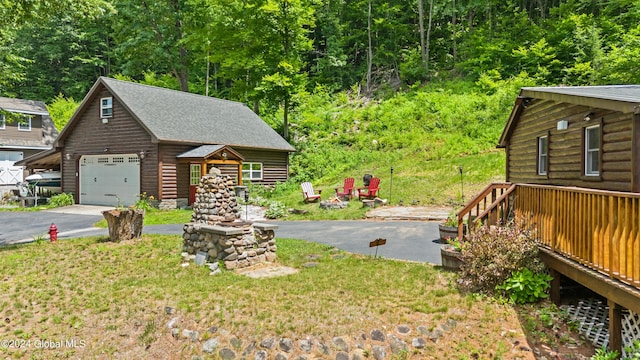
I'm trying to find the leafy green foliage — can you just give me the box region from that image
[47,193,74,208]
[264,201,287,219]
[46,94,79,131]
[625,339,640,360]
[591,347,619,360]
[133,192,154,211]
[459,217,545,293]
[496,268,553,304]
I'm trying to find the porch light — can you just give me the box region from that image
[65,153,71,161]
[221,151,228,159]
[139,150,145,159]
[584,112,594,121]
[557,120,568,130]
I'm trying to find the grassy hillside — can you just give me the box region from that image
[263,76,534,208]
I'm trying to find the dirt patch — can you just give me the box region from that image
[234,262,299,278]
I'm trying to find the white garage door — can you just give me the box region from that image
[79,154,140,206]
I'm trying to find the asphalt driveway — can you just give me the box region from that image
[0,207,444,265]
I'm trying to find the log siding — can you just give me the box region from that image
[506,99,634,192]
[234,148,289,185]
[61,88,158,200]
[52,78,293,207]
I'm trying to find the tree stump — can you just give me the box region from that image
[102,209,145,242]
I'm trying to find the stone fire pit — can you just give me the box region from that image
[320,198,348,209]
[182,168,278,269]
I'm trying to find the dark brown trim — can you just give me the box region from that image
[608,300,623,356]
[633,110,640,192]
[505,146,510,181]
[498,96,527,147]
[158,156,163,200]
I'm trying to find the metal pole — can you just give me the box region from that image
[390,166,394,205]
[244,190,249,221]
[459,166,464,203]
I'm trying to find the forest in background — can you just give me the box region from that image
[1,0,639,203]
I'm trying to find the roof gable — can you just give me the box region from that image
[499,85,640,147]
[57,77,295,152]
[0,96,49,115]
[0,96,58,148]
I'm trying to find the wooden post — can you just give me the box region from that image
[607,299,622,358]
[549,269,561,306]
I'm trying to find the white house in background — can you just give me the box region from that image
[0,97,58,196]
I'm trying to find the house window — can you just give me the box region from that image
[101,97,113,118]
[585,125,600,176]
[242,162,263,180]
[537,135,548,175]
[0,114,4,129]
[190,164,201,186]
[18,116,31,131]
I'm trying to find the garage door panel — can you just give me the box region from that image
[80,155,140,206]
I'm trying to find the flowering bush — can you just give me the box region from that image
[458,217,545,294]
[442,210,459,227]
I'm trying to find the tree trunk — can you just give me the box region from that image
[283,97,289,140]
[102,209,145,242]
[425,0,434,74]
[452,0,457,65]
[418,0,427,68]
[366,0,373,93]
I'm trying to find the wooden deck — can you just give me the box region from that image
[459,183,640,354]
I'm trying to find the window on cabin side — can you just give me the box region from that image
[242,162,263,180]
[0,114,4,129]
[190,164,201,186]
[18,116,31,131]
[101,97,113,118]
[537,135,548,175]
[585,125,600,176]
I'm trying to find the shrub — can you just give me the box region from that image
[264,201,287,219]
[495,268,553,304]
[133,192,154,211]
[458,217,545,293]
[48,193,74,208]
[590,347,618,360]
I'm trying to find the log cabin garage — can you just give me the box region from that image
[19,77,295,208]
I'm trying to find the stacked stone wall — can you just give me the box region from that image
[191,172,240,224]
[182,223,277,269]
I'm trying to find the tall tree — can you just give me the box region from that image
[112,0,192,92]
[0,0,110,97]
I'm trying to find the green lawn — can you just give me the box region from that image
[0,235,533,359]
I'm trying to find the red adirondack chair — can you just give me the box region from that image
[301,182,322,203]
[335,177,355,200]
[357,177,381,200]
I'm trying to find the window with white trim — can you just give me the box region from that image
[18,116,31,131]
[0,114,5,129]
[585,125,600,176]
[101,97,113,118]
[190,164,201,186]
[537,135,548,175]
[242,162,263,180]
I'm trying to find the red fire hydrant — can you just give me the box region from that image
[48,223,58,243]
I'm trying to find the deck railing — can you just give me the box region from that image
[514,184,640,288]
[456,182,513,239]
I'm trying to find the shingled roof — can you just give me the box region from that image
[61,77,295,151]
[0,96,58,148]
